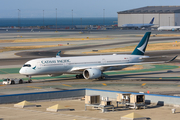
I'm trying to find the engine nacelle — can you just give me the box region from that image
[48,74,62,77]
[83,68,102,79]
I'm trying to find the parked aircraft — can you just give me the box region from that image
[121,17,154,29]
[158,26,180,31]
[19,32,177,82]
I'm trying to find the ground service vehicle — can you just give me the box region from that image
[2,78,23,85]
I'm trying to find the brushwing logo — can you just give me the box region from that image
[137,37,148,53]
[32,66,36,70]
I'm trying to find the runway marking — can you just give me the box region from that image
[102,83,107,86]
[62,84,72,87]
[141,83,146,86]
[0,85,6,87]
[0,69,9,74]
[65,106,70,107]
[178,85,180,87]
[159,78,162,79]
[27,86,42,89]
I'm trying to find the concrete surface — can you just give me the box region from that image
[1,29,180,120]
[0,98,180,120]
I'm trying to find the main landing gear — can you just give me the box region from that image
[75,74,105,80]
[76,74,84,79]
[98,76,105,80]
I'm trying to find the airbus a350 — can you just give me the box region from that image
[19,32,177,82]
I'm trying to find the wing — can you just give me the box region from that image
[70,55,178,72]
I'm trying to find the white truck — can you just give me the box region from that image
[2,78,23,85]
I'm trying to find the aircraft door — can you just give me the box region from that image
[36,61,41,69]
[63,63,68,70]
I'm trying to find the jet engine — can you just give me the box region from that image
[83,68,102,79]
[48,74,63,77]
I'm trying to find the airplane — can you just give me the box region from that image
[157,26,180,31]
[121,17,155,29]
[19,32,177,82]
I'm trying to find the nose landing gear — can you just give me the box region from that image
[26,75,32,83]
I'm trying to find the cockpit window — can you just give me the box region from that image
[23,64,31,67]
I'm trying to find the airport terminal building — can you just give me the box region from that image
[117,6,180,27]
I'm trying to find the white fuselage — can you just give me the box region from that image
[122,23,154,28]
[19,54,143,76]
[158,26,180,31]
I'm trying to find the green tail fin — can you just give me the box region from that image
[131,32,151,55]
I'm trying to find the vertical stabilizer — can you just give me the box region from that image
[131,32,151,55]
[56,51,61,57]
[149,17,154,24]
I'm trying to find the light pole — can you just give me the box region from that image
[103,9,105,26]
[159,13,160,27]
[143,14,144,26]
[81,18,82,30]
[19,9,21,28]
[72,9,73,29]
[56,8,57,32]
[43,10,44,28]
[143,8,144,26]
[18,9,20,29]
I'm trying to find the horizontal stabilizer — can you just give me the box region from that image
[165,55,178,63]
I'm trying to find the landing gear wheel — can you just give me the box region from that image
[79,74,84,79]
[76,74,84,79]
[28,80,32,83]
[19,79,23,84]
[27,75,32,83]
[98,76,105,80]
[76,75,79,79]
[11,81,15,84]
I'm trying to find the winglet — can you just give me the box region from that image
[56,51,61,57]
[165,55,178,63]
[131,32,151,55]
[149,17,154,24]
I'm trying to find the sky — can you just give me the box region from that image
[0,0,180,18]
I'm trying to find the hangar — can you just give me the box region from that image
[117,6,180,27]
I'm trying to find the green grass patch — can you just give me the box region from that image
[0,68,20,74]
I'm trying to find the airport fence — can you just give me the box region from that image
[0,89,85,104]
[1,88,180,106]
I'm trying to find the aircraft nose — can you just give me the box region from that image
[19,68,25,74]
